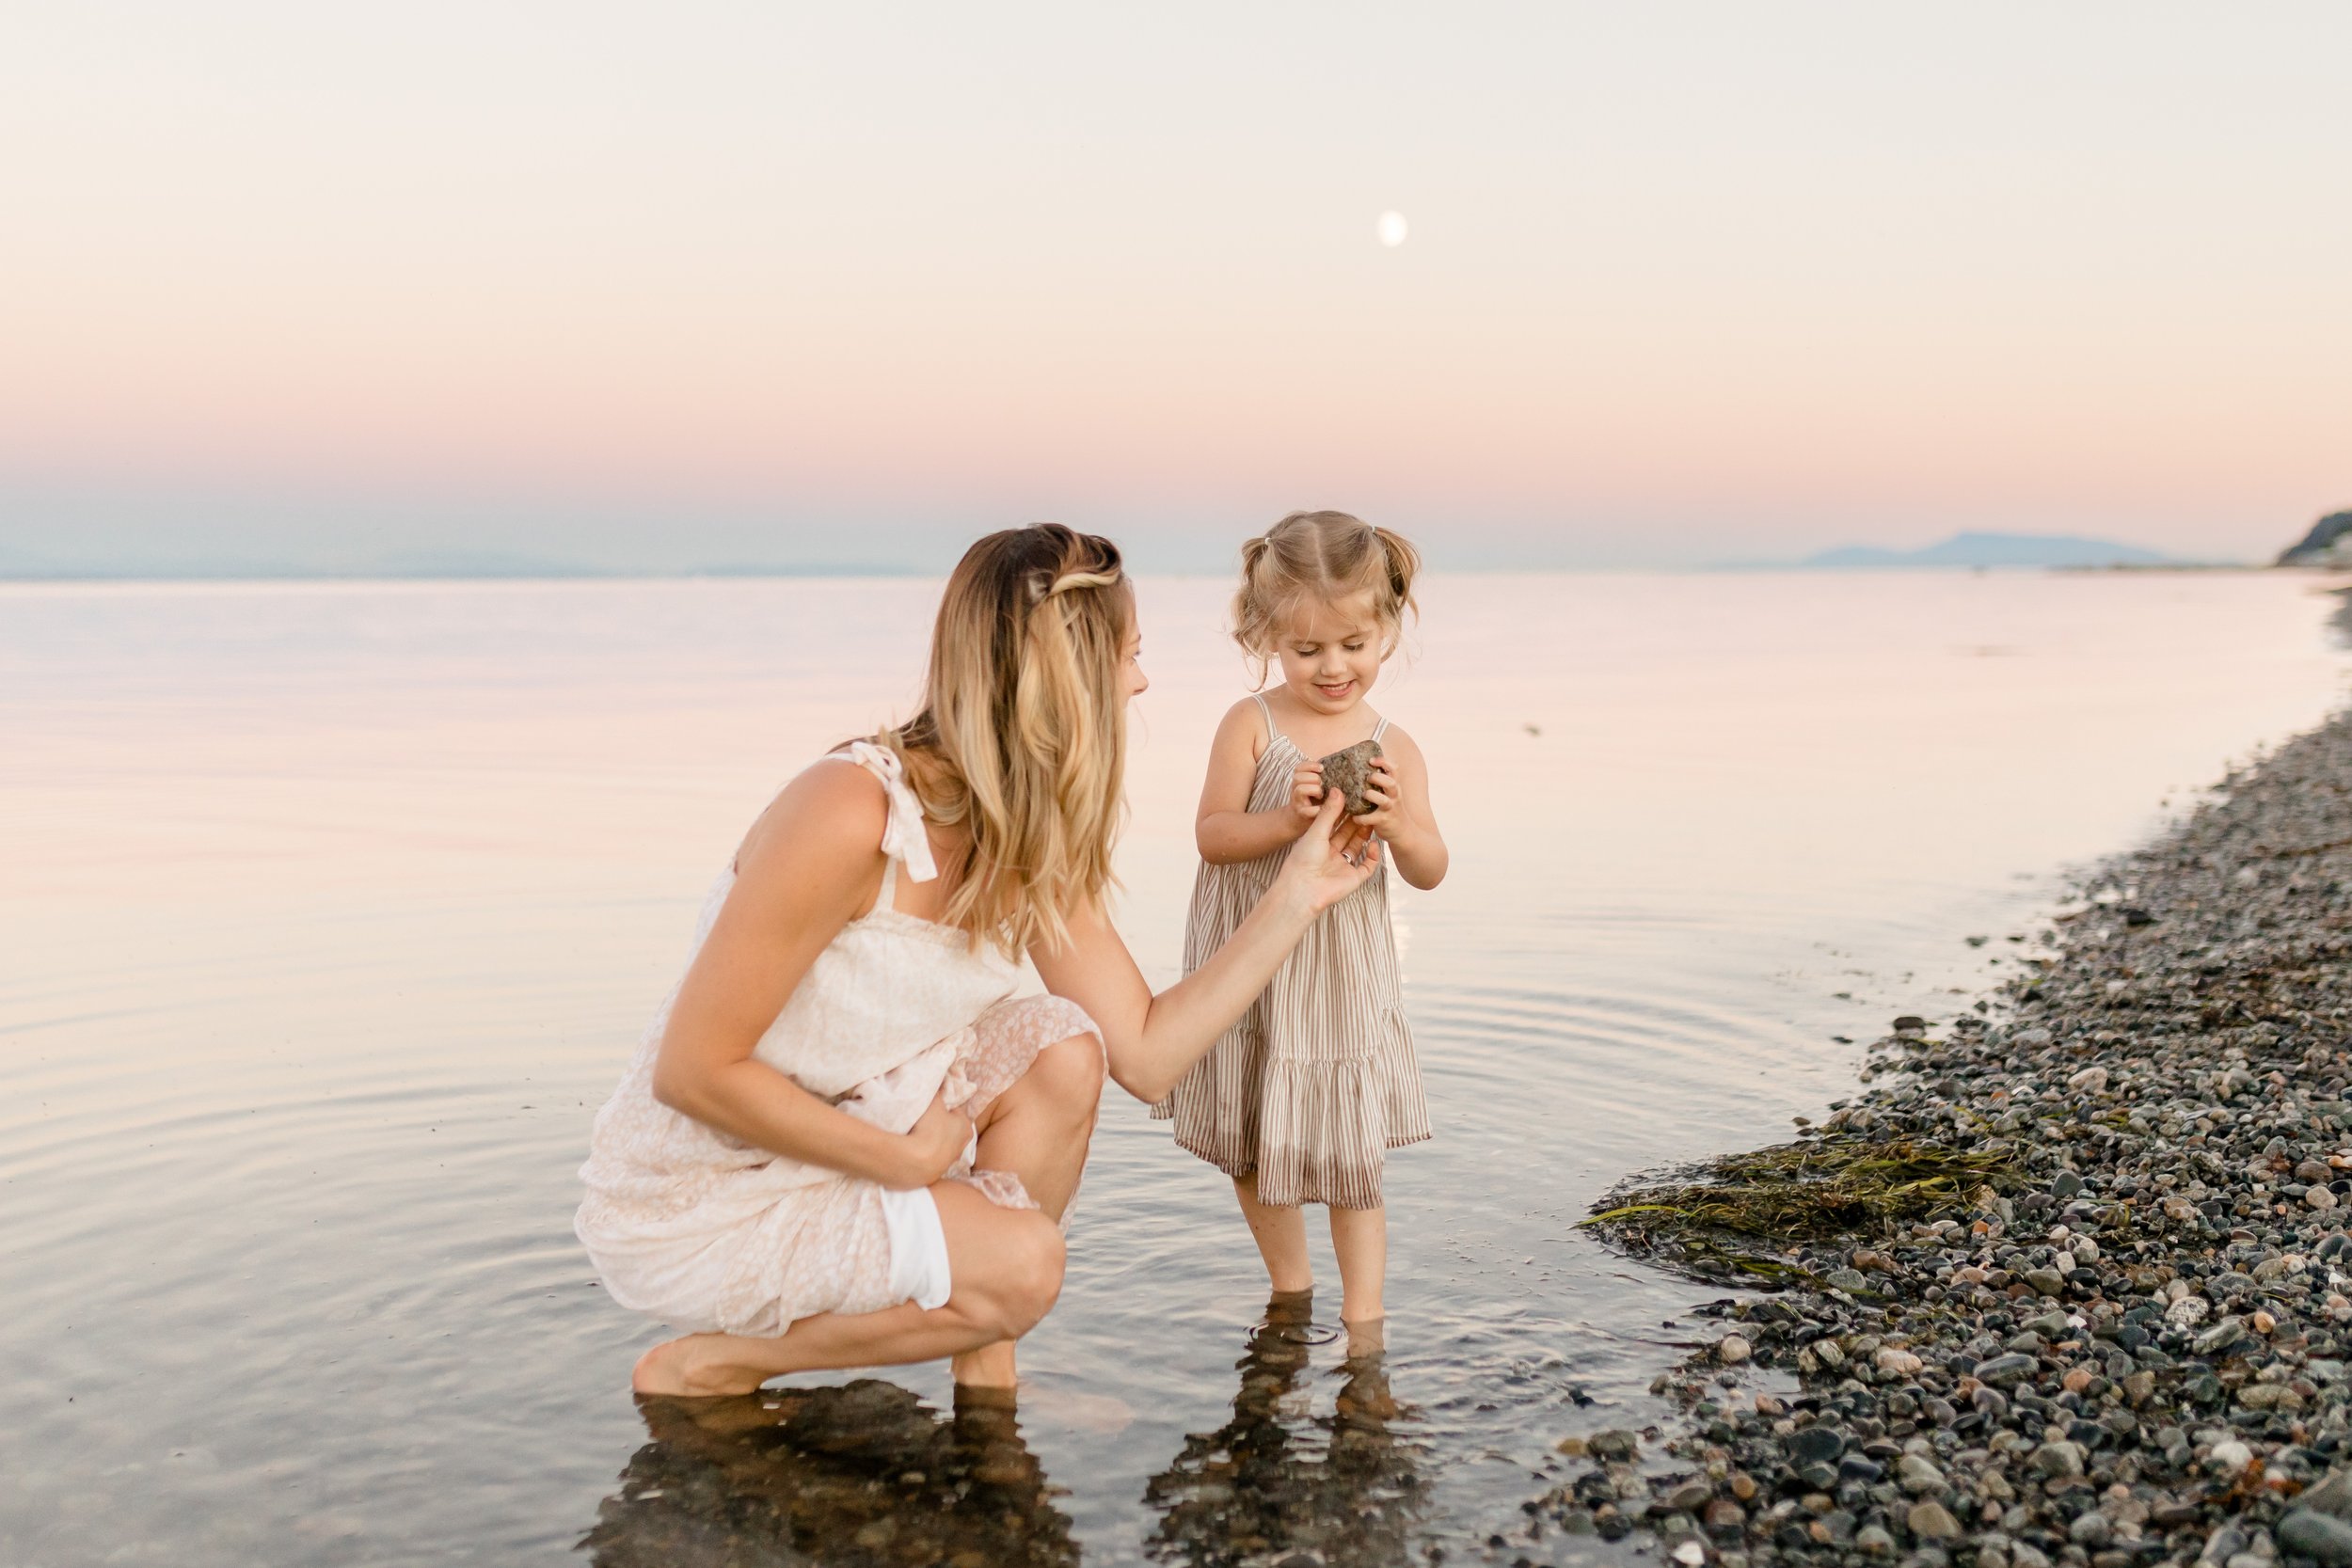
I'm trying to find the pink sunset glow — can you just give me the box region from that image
[3,3,2346,569]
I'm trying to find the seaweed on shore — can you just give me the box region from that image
[1580,1132,2023,1283]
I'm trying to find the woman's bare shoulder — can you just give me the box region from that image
[735,756,889,879]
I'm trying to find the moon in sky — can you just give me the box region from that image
[1377,210,1408,247]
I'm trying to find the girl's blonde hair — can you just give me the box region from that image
[1232,510,1422,676]
[883,525,1130,958]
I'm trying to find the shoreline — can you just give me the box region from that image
[1558,701,2352,1568]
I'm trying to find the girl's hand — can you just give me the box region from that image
[1279,790,1382,915]
[888,1087,972,1190]
[1288,761,1326,826]
[1359,756,1408,837]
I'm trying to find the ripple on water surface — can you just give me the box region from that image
[2,571,2345,1563]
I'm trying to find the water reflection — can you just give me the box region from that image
[581,1381,1078,1568]
[1144,1296,1430,1567]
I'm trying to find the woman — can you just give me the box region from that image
[577,525,1379,1397]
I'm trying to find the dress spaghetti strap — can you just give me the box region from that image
[1249,690,1277,744]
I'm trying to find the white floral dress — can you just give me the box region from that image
[576,742,1098,1337]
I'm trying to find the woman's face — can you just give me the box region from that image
[1121,620,1150,703]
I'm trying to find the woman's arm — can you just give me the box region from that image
[1036,791,1381,1103]
[1360,725,1449,890]
[1195,699,1325,864]
[649,763,971,1190]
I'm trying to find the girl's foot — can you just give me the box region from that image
[1265,1286,1315,1323]
[1342,1315,1386,1360]
[632,1334,770,1397]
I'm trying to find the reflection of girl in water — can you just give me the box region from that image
[581,1381,1078,1568]
[1143,1299,1427,1568]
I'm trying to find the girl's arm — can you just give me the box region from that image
[1361,725,1449,890]
[648,763,973,1190]
[1196,699,1325,864]
[1037,791,1380,1102]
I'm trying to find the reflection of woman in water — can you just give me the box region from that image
[581,1382,1078,1568]
[1144,1302,1427,1568]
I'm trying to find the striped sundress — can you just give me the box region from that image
[1152,693,1431,1209]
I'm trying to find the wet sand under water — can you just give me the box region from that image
[2,570,2346,1565]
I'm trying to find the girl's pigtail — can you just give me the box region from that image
[1232,533,1278,688]
[1370,526,1422,647]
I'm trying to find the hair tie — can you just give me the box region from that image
[1045,568,1120,598]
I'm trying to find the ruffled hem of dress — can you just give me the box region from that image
[1199,1048,1430,1209]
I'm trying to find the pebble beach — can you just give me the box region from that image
[1568,695,2352,1568]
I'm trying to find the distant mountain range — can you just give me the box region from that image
[1793,531,2171,570]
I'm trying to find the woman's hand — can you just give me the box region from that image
[1288,761,1327,827]
[1278,789,1382,915]
[885,1088,972,1191]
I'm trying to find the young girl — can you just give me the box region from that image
[1154,510,1449,1332]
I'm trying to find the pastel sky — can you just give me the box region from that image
[3,3,2347,573]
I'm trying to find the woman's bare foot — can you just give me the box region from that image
[632,1334,772,1397]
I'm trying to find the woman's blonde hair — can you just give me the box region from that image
[1232,510,1422,679]
[883,525,1131,958]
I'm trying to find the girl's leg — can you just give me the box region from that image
[1327,1203,1387,1325]
[632,1184,1064,1397]
[1232,1172,1312,1294]
[948,1029,1104,1386]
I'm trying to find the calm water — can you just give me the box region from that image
[5,570,2347,1566]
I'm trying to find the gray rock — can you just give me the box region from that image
[1588,1429,1640,1462]
[1667,1481,1712,1513]
[2211,1439,2256,1475]
[1788,1426,1845,1465]
[1313,740,1384,816]
[2195,1317,2246,1355]
[1975,1354,2036,1387]
[1907,1500,1963,1540]
[1897,1454,1948,1495]
[2202,1525,2249,1567]
[2281,1511,2352,1566]
[2069,1513,2113,1548]
[2301,1468,2352,1521]
[2031,1441,2086,1480]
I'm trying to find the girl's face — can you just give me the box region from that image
[1272,591,1385,715]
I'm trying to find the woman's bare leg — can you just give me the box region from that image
[969,1031,1104,1221]
[633,1185,1064,1397]
[1328,1202,1387,1324]
[947,1031,1105,1386]
[1233,1173,1313,1294]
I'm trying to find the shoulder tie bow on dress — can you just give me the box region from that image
[842,740,939,883]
